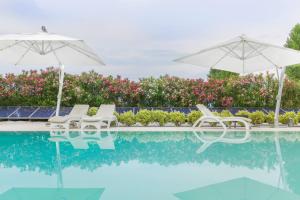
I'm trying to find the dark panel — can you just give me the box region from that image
[209,107,223,113]
[57,107,73,116]
[0,107,19,118]
[9,107,39,118]
[228,107,241,115]
[30,107,55,119]
[172,107,191,114]
[160,107,173,112]
[116,107,135,114]
[133,107,140,114]
[245,107,264,113]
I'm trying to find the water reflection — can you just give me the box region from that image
[193,129,251,154]
[174,177,300,200]
[0,130,116,199]
[175,130,292,199]
[49,130,116,188]
[49,130,116,150]
[0,131,300,199]
[0,188,104,200]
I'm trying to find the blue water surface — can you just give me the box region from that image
[0,130,300,199]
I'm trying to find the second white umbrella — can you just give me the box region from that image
[175,35,300,127]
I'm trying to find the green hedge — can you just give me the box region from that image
[109,108,300,126]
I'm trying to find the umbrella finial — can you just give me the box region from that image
[240,34,246,40]
[41,26,48,33]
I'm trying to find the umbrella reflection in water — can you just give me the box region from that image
[0,130,116,199]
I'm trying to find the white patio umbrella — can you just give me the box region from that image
[0,26,104,116]
[175,35,300,127]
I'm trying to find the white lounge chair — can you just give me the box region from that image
[193,104,251,130]
[81,104,117,130]
[49,104,89,129]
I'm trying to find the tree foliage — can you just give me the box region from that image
[285,24,300,81]
[208,68,238,80]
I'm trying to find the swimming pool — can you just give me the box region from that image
[0,130,300,199]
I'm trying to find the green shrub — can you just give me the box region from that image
[169,111,186,126]
[279,111,298,125]
[187,111,202,124]
[135,109,153,126]
[209,111,219,127]
[151,110,169,126]
[219,110,232,117]
[235,110,251,118]
[265,112,275,124]
[249,111,265,125]
[297,112,300,123]
[235,110,251,127]
[219,110,233,126]
[87,107,98,116]
[117,111,136,126]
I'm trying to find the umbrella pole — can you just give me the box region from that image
[55,141,64,188]
[274,131,288,190]
[274,67,286,128]
[55,65,65,116]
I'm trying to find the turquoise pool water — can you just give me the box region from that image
[0,131,300,199]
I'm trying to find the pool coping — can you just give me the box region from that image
[1,121,300,132]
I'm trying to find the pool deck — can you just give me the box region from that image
[0,121,300,132]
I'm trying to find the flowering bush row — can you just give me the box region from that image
[0,68,300,108]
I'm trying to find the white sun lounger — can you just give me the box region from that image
[81,104,117,130]
[193,104,251,130]
[49,105,89,129]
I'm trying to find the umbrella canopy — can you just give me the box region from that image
[175,35,300,127]
[0,30,104,67]
[0,188,105,200]
[0,27,104,116]
[174,35,300,74]
[174,177,300,200]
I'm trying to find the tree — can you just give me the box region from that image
[208,68,238,80]
[285,24,300,81]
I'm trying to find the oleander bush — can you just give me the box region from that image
[1,68,300,108]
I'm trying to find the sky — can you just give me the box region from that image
[0,0,299,80]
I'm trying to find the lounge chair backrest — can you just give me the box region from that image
[196,104,214,117]
[69,105,89,118]
[96,104,116,118]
